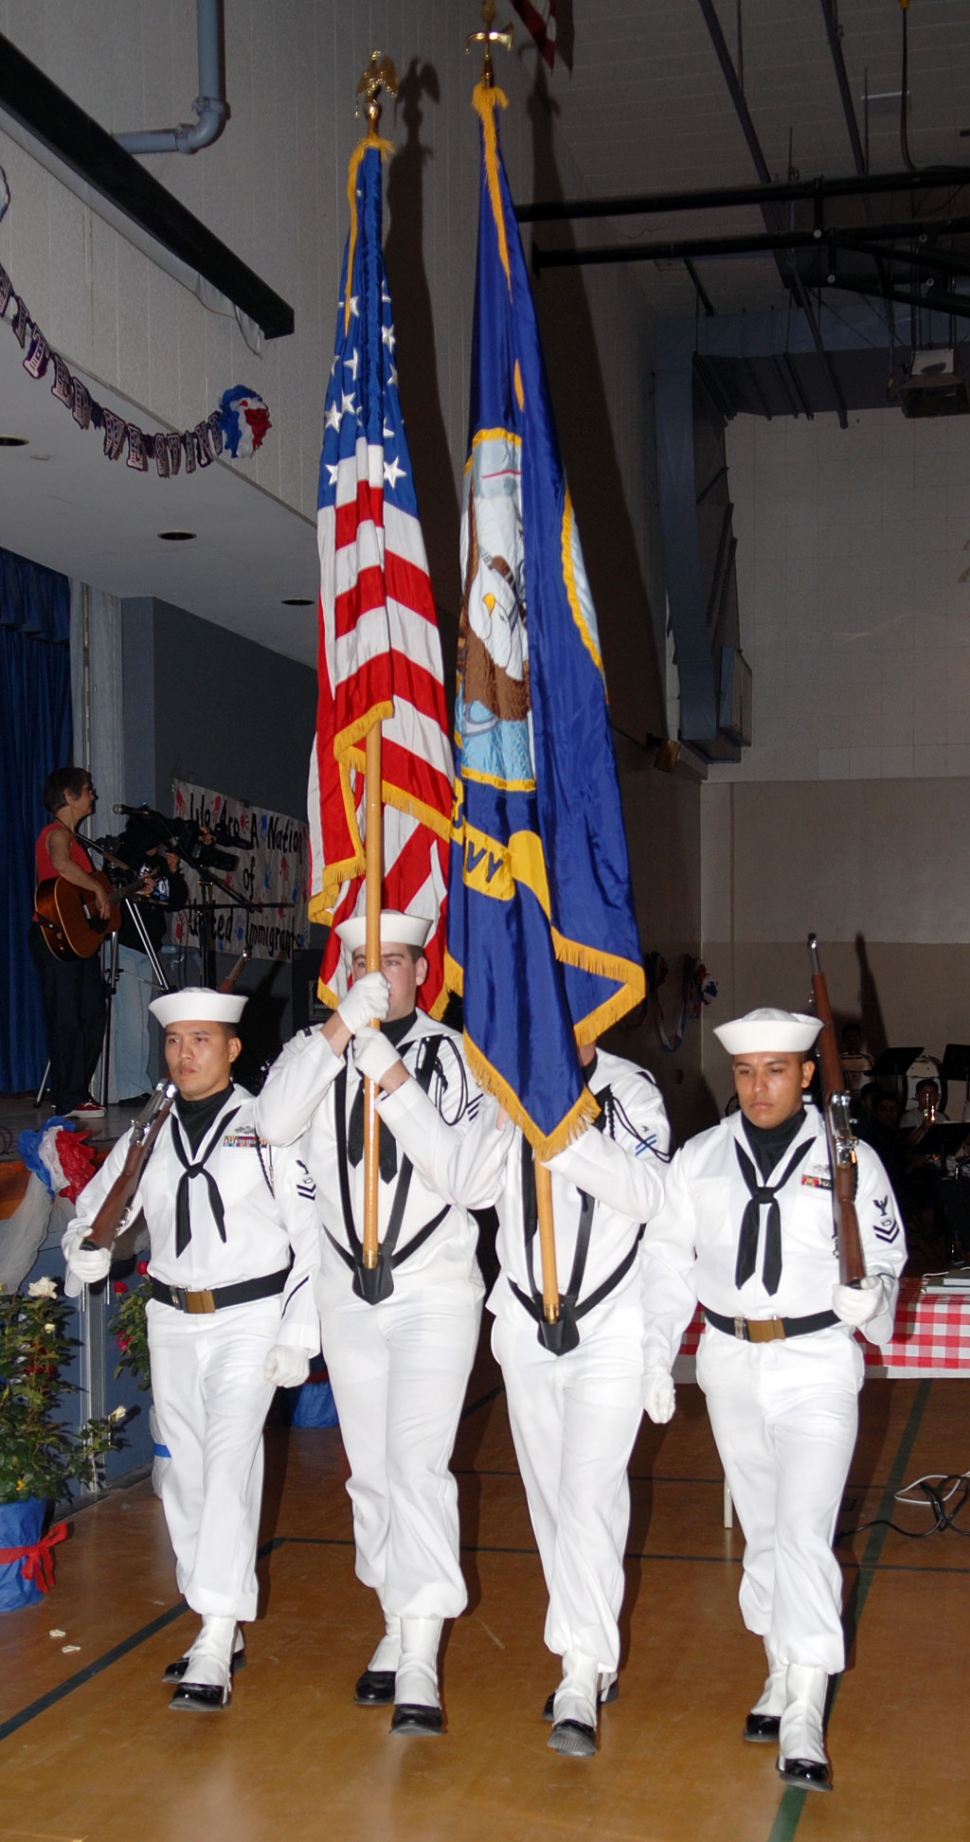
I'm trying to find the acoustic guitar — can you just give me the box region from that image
[35,869,157,961]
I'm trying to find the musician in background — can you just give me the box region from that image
[110,814,188,1104]
[28,766,109,1119]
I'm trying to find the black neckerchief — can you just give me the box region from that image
[175,1083,235,1156]
[735,1108,813,1296]
[347,1012,419,1178]
[741,1106,807,1181]
[170,1086,241,1257]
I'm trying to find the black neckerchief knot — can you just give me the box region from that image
[170,1099,241,1257]
[734,1133,813,1295]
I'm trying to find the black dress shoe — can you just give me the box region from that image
[777,1756,832,1792]
[355,1668,395,1705]
[163,1648,246,1685]
[543,1679,618,1721]
[390,1703,444,1736]
[743,1711,781,1742]
[548,1718,596,1758]
[169,1681,230,1712]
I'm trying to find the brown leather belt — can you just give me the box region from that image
[703,1306,840,1343]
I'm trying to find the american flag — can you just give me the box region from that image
[511,0,557,69]
[308,139,453,1014]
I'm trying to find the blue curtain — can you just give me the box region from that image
[0,546,73,1093]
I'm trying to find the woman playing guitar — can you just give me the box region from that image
[28,767,144,1119]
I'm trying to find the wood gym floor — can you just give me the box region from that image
[1,1334,969,1842]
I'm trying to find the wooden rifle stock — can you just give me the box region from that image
[81,1083,177,1250]
[807,933,866,1286]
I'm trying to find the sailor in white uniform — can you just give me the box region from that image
[352,1030,670,1757]
[640,1008,906,1792]
[256,912,501,1736]
[64,989,321,1712]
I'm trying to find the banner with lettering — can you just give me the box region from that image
[171,780,310,963]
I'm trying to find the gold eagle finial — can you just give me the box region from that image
[356,52,398,129]
[465,0,513,87]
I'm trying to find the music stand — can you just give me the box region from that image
[871,1047,924,1109]
[941,1045,970,1120]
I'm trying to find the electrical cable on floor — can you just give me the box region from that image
[838,1469,970,1541]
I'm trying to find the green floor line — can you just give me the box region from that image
[764,1378,932,1842]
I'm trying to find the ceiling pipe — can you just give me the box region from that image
[695,0,848,427]
[817,0,867,179]
[533,212,970,269]
[115,0,228,156]
[514,165,970,225]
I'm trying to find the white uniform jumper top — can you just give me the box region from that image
[64,1085,321,1621]
[641,1101,907,1671]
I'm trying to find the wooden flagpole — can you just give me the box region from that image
[466,3,558,1324]
[534,1158,560,1323]
[353,53,398,1273]
[362,721,383,1270]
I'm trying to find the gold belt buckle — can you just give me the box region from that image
[185,1288,216,1314]
[747,1317,786,1343]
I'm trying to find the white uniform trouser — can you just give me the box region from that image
[696,1324,863,1674]
[146,1296,279,1621]
[492,1290,644,1671]
[318,1282,481,1619]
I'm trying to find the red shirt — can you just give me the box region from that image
[34,822,94,921]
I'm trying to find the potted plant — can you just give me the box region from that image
[0,1277,124,1611]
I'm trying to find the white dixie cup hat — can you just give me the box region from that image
[335,910,433,954]
[713,1007,822,1056]
[149,987,247,1028]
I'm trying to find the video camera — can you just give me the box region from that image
[167,816,238,875]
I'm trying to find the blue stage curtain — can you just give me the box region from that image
[0,546,73,1093]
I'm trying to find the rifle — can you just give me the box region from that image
[807,933,866,1287]
[80,1082,177,1251]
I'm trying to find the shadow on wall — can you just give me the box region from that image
[524,55,666,743]
[385,58,462,659]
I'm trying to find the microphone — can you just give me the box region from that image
[113,803,153,816]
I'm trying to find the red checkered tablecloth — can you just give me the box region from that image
[675,1279,970,1380]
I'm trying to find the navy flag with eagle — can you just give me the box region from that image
[446,82,645,1157]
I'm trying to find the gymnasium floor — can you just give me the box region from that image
[1,1336,968,1842]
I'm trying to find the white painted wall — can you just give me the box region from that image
[0,0,661,663]
[715,406,970,783]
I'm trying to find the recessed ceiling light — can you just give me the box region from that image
[281,596,314,606]
[157,530,197,541]
[0,435,28,447]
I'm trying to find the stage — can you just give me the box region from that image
[1,1334,968,1842]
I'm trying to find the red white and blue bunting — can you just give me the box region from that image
[0,165,271,478]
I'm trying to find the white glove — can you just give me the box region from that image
[66,1242,111,1286]
[643,1366,675,1424]
[336,970,391,1035]
[832,1274,891,1327]
[352,1028,404,1086]
[263,1346,311,1388]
